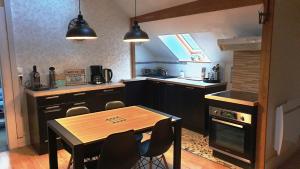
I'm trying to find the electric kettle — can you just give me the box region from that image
[102,69,113,83]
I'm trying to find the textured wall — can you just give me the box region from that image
[231,51,260,93]
[9,0,131,84]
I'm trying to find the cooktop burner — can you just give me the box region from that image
[205,90,258,106]
[213,90,258,102]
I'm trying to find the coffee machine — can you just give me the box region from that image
[90,65,104,84]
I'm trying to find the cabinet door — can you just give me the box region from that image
[144,81,164,111]
[179,86,206,133]
[124,80,146,106]
[38,104,67,142]
[89,88,125,112]
[163,83,180,117]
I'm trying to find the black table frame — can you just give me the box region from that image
[48,106,182,169]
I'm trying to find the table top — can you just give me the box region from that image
[55,106,169,143]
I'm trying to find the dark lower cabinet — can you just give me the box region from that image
[27,87,124,155]
[89,88,125,111]
[163,83,181,117]
[124,80,226,134]
[144,80,165,111]
[123,80,146,106]
[178,86,206,133]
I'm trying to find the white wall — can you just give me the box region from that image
[265,0,300,168]
[6,0,131,146]
[9,0,131,83]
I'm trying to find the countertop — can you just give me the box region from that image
[123,77,227,89]
[205,90,258,106]
[25,83,125,97]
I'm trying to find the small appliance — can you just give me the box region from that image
[102,68,113,83]
[90,65,103,84]
[48,67,56,89]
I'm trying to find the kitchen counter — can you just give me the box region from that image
[25,83,125,97]
[123,77,227,89]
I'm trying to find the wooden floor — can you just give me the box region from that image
[0,146,228,169]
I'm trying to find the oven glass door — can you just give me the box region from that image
[210,118,246,154]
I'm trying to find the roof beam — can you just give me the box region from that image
[134,0,263,23]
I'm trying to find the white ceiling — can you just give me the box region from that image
[113,0,197,17]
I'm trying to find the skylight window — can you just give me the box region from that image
[159,34,211,62]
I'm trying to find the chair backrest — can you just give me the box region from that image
[146,118,174,157]
[105,101,125,110]
[66,106,90,117]
[97,130,140,169]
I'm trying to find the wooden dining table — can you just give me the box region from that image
[47,105,182,169]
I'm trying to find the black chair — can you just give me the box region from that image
[138,118,173,169]
[63,106,90,169]
[86,130,140,169]
[105,101,143,143]
[105,101,125,110]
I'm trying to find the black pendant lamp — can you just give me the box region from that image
[124,0,149,43]
[66,0,97,40]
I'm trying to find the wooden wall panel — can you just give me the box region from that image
[232,51,261,93]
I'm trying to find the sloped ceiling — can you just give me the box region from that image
[113,0,197,17]
[138,5,263,62]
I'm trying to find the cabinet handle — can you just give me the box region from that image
[73,102,86,106]
[185,86,195,90]
[45,96,59,100]
[103,89,114,93]
[45,105,60,110]
[73,92,86,96]
[166,83,175,86]
[44,108,62,114]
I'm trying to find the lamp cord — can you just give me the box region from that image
[79,0,82,15]
[134,0,137,19]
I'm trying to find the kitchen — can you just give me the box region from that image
[0,0,299,169]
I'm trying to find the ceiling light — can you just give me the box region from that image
[124,0,149,43]
[66,0,97,40]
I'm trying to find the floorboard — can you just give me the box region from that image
[0,146,228,169]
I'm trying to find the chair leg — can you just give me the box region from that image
[162,155,169,169]
[149,157,153,169]
[67,156,73,169]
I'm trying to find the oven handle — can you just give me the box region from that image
[212,118,244,128]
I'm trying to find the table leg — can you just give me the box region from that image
[48,127,58,169]
[173,120,182,169]
[73,144,84,169]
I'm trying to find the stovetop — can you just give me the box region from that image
[205,90,258,107]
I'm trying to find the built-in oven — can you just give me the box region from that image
[209,106,256,164]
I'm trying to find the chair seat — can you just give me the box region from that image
[139,140,150,156]
[135,133,143,143]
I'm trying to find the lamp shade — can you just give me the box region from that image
[123,21,149,42]
[66,14,97,40]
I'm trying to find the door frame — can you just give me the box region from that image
[0,7,19,149]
